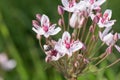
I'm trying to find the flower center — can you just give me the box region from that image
[43,26,48,32]
[69,1,75,8]
[65,43,71,49]
[90,0,94,4]
[51,50,57,56]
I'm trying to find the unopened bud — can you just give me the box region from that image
[79,17,85,27]
[77,54,83,60]
[36,34,42,40]
[113,33,118,41]
[58,18,64,26]
[106,46,113,54]
[58,5,64,15]
[81,44,86,50]
[74,61,79,68]
[89,25,94,33]
[83,58,89,64]
[32,20,39,28]
[36,14,41,21]
[93,15,99,24]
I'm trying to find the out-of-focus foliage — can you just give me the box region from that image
[0,0,120,80]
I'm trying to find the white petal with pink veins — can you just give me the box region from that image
[70,13,78,28]
[55,39,67,53]
[61,0,69,7]
[115,45,120,52]
[102,27,112,37]
[103,9,112,20]
[62,31,71,43]
[50,27,61,35]
[70,41,83,52]
[41,14,50,27]
[95,0,106,6]
[104,20,116,27]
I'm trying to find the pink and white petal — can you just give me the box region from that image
[32,27,39,34]
[118,33,120,39]
[70,41,83,52]
[103,9,112,20]
[37,28,45,35]
[44,33,50,38]
[50,27,61,35]
[102,26,112,37]
[66,51,73,58]
[90,13,95,21]
[98,18,105,28]
[2,59,16,71]
[62,31,71,43]
[114,45,120,52]
[103,33,113,42]
[95,0,106,6]
[104,20,116,27]
[49,24,56,31]
[41,14,50,26]
[70,13,78,28]
[62,0,69,7]
[52,52,64,61]
[55,39,66,53]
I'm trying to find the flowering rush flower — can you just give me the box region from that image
[32,0,120,80]
[32,14,61,38]
[99,27,120,52]
[55,31,84,57]
[0,53,16,71]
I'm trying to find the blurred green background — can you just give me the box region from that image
[0,0,120,80]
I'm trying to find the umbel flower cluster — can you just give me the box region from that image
[32,0,120,80]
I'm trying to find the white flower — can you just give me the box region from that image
[0,53,16,71]
[44,45,65,62]
[61,0,77,12]
[55,31,84,57]
[99,27,120,52]
[87,0,106,10]
[98,9,116,28]
[70,12,85,28]
[32,14,61,38]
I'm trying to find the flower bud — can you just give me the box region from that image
[113,32,118,41]
[83,58,89,64]
[36,14,41,21]
[93,15,99,24]
[32,20,39,28]
[106,46,113,54]
[74,61,79,68]
[89,25,94,33]
[36,34,42,40]
[58,5,64,15]
[58,18,64,26]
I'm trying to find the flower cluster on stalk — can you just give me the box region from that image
[32,0,120,80]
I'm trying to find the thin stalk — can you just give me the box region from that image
[95,52,109,66]
[67,13,71,31]
[39,39,45,53]
[77,28,81,39]
[84,31,90,44]
[106,58,120,68]
[80,18,88,41]
[61,15,66,31]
